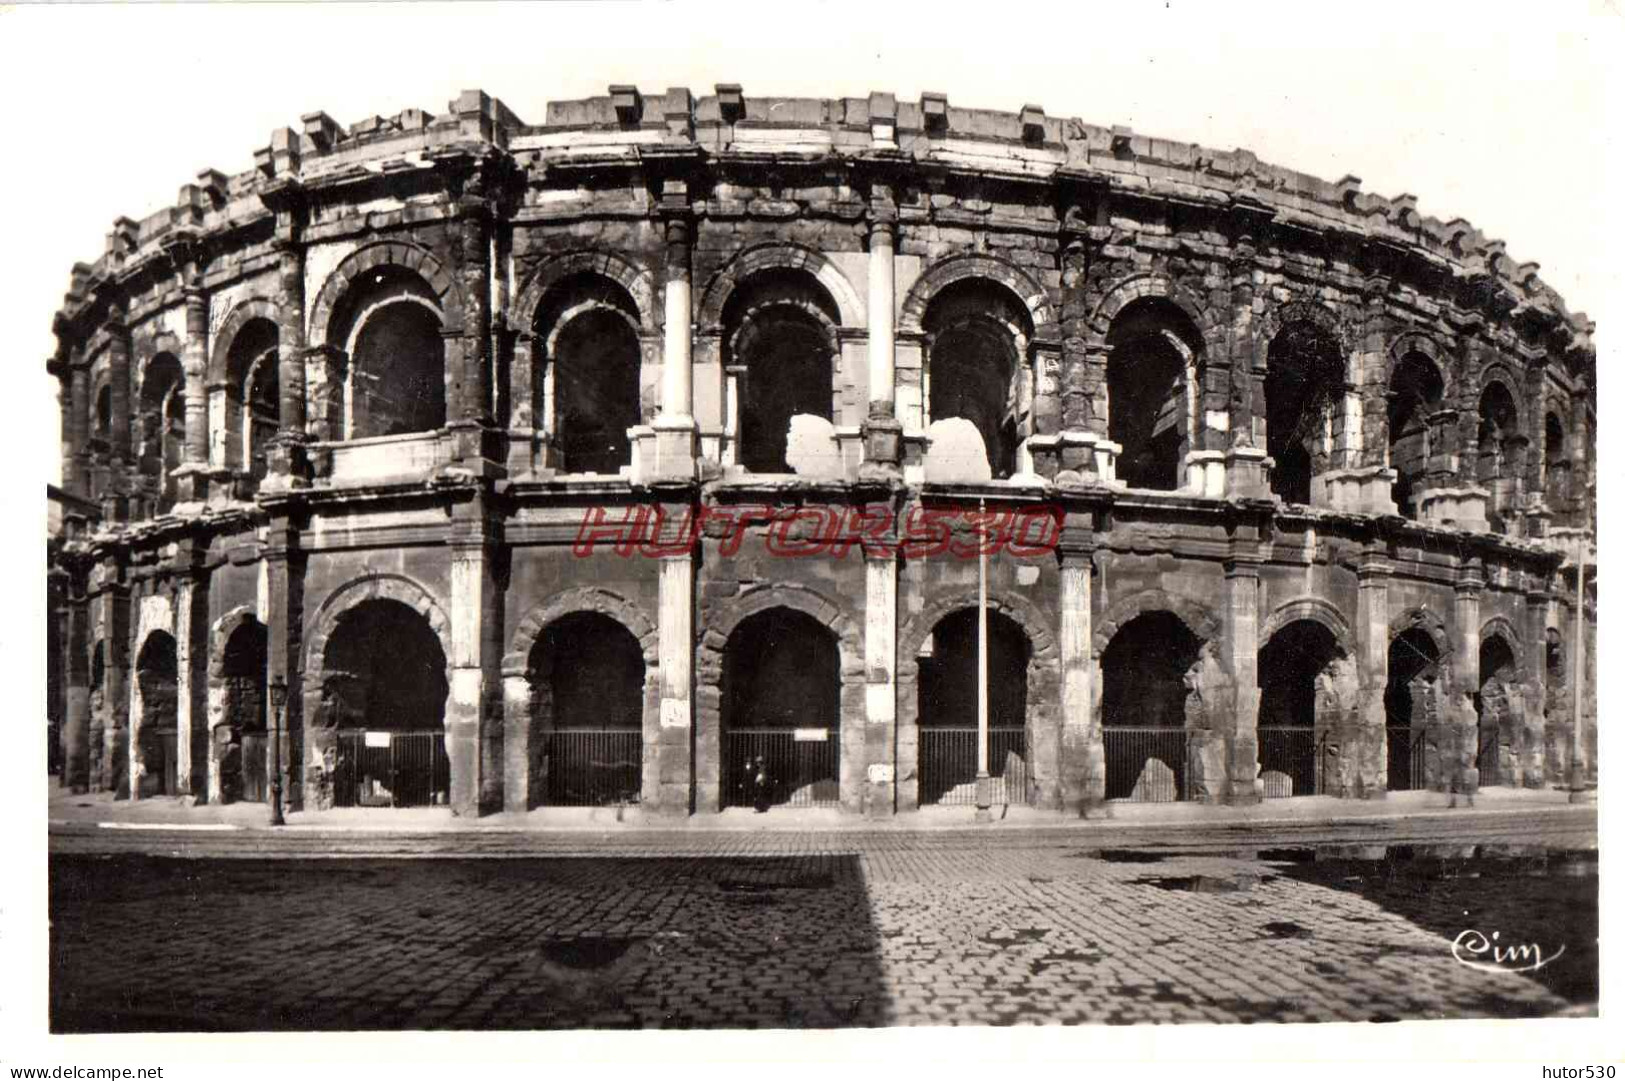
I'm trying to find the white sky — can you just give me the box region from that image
[1,1,1620,1067]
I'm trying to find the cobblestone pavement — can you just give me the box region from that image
[49,835,1595,1031]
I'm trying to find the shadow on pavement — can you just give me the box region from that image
[50,854,886,1032]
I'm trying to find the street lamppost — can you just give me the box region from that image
[268,675,287,826]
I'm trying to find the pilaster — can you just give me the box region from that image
[1222,533,1263,805]
[446,489,504,816]
[652,498,696,814]
[860,495,900,815]
[1057,526,1102,812]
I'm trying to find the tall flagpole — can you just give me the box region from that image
[975,497,991,820]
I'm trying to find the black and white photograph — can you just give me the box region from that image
[3,0,1615,1072]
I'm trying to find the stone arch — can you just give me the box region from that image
[900,253,1057,343]
[1474,368,1526,434]
[302,573,452,700]
[209,298,282,385]
[513,250,657,336]
[898,589,1058,683]
[697,582,865,812]
[1253,300,1358,370]
[503,587,659,675]
[1388,606,1454,666]
[896,588,1063,811]
[1260,596,1354,657]
[1087,272,1213,348]
[1094,589,1222,656]
[208,606,262,686]
[1479,616,1523,659]
[1387,330,1453,397]
[308,240,462,346]
[698,242,866,331]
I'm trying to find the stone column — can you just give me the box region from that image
[1354,552,1392,797]
[501,673,533,813]
[861,514,899,816]
[862,204,902,471]
[652,499,695,814]
[98,578,131,797]
[105,320,132,520]
[1057,535,1102,812]
[174,286,215,504]
[446,494,503,816]
[1222,542,1263,805]
[447,183,499,476]
[63,590,92,792]
[69,358,91,499]
[264,514,304,811]
[652,208,698,481]
[1523,578,1552,787]
[174,553,210,799]
[1453,562,1483,794]
[266,237,310,487]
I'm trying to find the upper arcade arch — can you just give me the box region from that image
[513,250,657,336]
[899,254,1057,343]
[308,241,461,347]
[698,242,865,332]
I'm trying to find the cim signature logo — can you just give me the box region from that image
[1451,929,1565,974]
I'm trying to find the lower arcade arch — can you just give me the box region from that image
[316,598,450,807]
[1100,611,1202,801]
[216,617,269,803]
[525,612,647,808]
[1385,627,1442,792]
[720,607,841,809]
[1475,634,1519,787]
[135,631,179,797]
[1256,620,1347,797]
[915,609,1031,805]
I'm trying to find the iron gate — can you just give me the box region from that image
[1104,727,1186,802]
[1477,724,1500,787]
[918,727,1028,806]
[333,730,450,808]
[1385,726,1424,791]
[155,729,179,796]
[544,730,642,806]
[1257,726,1319,797]
[724,728,839,809]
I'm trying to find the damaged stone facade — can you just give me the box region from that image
[47,84,1597,816]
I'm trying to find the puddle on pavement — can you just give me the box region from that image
[537,936,641,971]
[1261,920,1312,939]
[1133,873,1264,893]
[1098,850,1168,864]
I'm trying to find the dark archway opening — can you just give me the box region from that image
[136,632,179,797]
[1107,300,1197,492]
[139,354,185,515]
[924,280,1030,479]
[917,609,1030,805]
[733,308,835,474]
[551,310,642,475]
[1475,635,1518,788]
[322,599,449,807]
[1101,611,1201,800]
[226,318,280,482]
[1257,620,1342,796]
[219,620,268,803]
[1544,413,1569,525]
[529,612,645,807]
[350,300,446,438]
[1388,353,1445,519]
[721,608,840,808]
[1385,628,1441,791]
[1266,322,1344,505]
[1477,381,1520,534]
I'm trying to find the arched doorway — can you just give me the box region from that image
[1265,321,1344,505]
[1477,381,1520,533]
[528,612,645,807]
[320,598,450,807]
[1475,635,1518,787]
[722,270,840,474]
[1388,352,1445,519]
[1385,628,1441,791]
[218,618,268,803]
[1101,612,1201,801]
[924,280,1031,479]
[916,608,1030,805]
[1257,620,1344,796]
[1106,299,1200,492]
[135,632,179,797]
[720,608,840,809]
[138,353,185,515]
